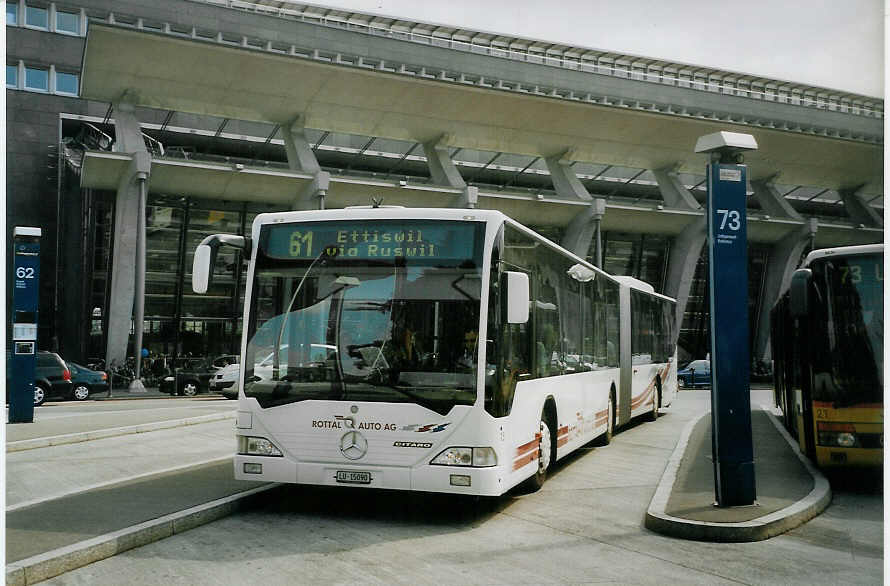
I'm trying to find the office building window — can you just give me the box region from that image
[25,4,48,29]
[55,9,79,34]
[24,66,48,91]
[7,64,17,87]
[55,70,77,95]
[6,2,17,25]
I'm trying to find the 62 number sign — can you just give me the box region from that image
[16,267,35,279]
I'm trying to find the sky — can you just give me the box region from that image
[309,0,884,98]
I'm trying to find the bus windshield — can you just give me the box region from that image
[243,220,485,414]
[809,253,883,405]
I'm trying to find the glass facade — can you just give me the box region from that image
[84,193,282,365]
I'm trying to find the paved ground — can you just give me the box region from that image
[7,418,235,509]
[7,397,233,442]
[15,389,881,586]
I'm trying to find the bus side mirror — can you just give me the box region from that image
[192,234,252,294]
[505,271,529,324]
[789,268,812,319]
[192,244,215,294]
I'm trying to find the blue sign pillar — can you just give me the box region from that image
[9,227,42,423]
[707,162,756,506]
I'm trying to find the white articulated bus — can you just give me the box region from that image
[193,208,677,496]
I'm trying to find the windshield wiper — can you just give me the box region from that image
[273,247,337,377]
[356,383,456,415]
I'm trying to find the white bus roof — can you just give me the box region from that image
[803,243,883,267]
[253,207,509,228]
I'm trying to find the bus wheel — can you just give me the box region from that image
[526,412,554,491]
[647,387,660,422]
[598,394,615,446]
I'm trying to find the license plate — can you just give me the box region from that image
[335,470,371,484]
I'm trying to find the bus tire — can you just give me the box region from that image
[598,393,615,446]
[646,381,660,422]
[526,409,555,492]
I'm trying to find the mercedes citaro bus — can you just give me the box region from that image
[192,207,676,495]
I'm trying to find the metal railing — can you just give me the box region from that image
[194,0,882,119]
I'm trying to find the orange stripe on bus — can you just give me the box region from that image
[512,451,538,471]
[631,386,653,409]
[515,433,541,457]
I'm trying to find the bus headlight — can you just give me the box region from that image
[817,423,859,448]
[431,447,497,467]
[238,436,283,457]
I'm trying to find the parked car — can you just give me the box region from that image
[159,355,237,396]
[210,362,240,399]
[210,354,239,369]
[677,359,711,388]
[160,358,215,396]
[34,351,73,406]
[67,362,109,400]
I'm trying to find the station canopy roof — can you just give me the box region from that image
[81,22,883,197]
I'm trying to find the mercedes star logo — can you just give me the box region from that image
[339,430,368,460]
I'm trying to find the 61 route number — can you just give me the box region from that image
[717,209,741,231]
[16,267,35,279]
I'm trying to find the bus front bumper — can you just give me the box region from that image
[234,455,505,496]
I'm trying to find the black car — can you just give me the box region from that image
[160,357,221,396]
[33,351,74,406]
[67,362,109,400]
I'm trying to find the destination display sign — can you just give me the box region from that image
[262,220,480,261]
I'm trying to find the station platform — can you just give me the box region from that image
[645,404,831,542]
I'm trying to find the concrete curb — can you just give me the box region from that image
[5,483,280,586]
[644,406,831,542]
[7,412,236,452]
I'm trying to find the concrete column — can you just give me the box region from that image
[105,102,151,369]
[753,218,818,363]
[423,138,466,188]
[545,152,603,259]
[281,120,329,210]
[422,137,479,209]
[840,185,883,228]
[652,164,701,210]
[750,175,802,220]
[544,152,593,202]
[655,163,705,346]
[561,199,606,260]
[664,216,707,347]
